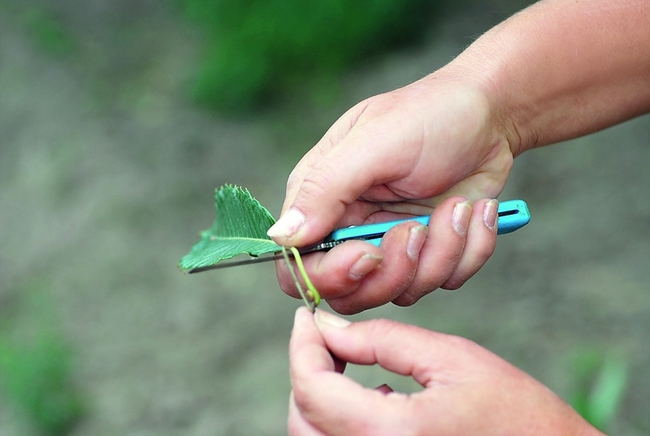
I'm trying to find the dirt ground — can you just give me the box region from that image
[1,1,648,435]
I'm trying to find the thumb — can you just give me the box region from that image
[267,144,379,246]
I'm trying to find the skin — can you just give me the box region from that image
[276,0,649,432]
[268,0,650,315]
[289,308,603,436]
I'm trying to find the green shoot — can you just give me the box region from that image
[280,246,321,312]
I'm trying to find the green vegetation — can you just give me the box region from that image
[178,184,280,271]
[0,288,84,435]
[182,0,437,112]
[569,349,629,433]
[179,184,321,310]
[23,9,75,56]
[0,337,83,435]
[280,246,321,312]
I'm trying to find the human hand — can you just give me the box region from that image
[270,72,514,313]
[288,308,601,436]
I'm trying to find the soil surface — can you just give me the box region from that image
[1,1,648,435]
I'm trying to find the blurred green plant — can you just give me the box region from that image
[182,0,437,113]
[569,350,629,433]
[0,287,84,435]
[23,9,75,56]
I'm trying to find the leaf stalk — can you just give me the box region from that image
[280,246,321,312]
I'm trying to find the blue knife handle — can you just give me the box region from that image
[495,199,531,235]
[325,199,530,247]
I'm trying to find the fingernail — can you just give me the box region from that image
[406,225,428,260]
[452,201,471,236]
[314,309,351,328]
[349,253,383,280]
[267,208,305,240]
[483,199,498,230]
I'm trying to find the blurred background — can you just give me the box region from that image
[0,0,648,435]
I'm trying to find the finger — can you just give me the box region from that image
[313,310,477,386]
[391,196,470,306]
[325,221,426,314]
[268,146,380,247]
[290,307,332,374]
[290,309,416,435]
[442,198,498,289]
[268,116,422,247]
[423,143,513,204]
[312,311,586,435]
[375,384,394,395]
[288,391,326,436]
[282,100,373,213]
[276,240,384,301]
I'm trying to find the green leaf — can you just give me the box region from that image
[178,184,281,271]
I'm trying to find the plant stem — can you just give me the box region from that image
[280,246,320,312]
[288,247,321,307]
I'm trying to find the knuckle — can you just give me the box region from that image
[392,280,438,306]
[441,273,460,291]
[474,244,496,265]
[392,290,421,307]
[327,299,363,315]
[286,168,301,192]
[290,377,322,418]
[441,277,465,290]
[293,173,334,212]
[300,169,333,198]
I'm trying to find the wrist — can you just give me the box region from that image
[442,0,650,157]
[426,58,522,161]
[436,28,533,158]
